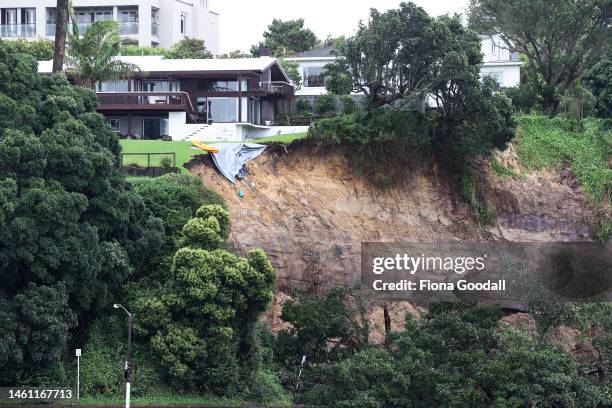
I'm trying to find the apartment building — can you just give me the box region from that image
[0,0,220,54]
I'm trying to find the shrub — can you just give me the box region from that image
[339,95,358,114]
[314,94,336,115]
[248,369,292,404]
[295,98,312,114]
[130,173,225,239]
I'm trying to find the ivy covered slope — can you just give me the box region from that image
[0,41,164,384]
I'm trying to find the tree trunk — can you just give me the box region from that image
[52,0,70,73]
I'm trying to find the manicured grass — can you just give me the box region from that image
[119,132,308,171]
[252,132,308,143]
[120,140,201,172]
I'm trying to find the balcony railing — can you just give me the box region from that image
[97,92,196,114]
[120,21,139,35]
[0,23,36,37]
[47,21,137,36]
[258,81,294,96]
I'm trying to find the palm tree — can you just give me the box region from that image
[66,20,138,89]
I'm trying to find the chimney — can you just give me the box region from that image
[260,46,272,57]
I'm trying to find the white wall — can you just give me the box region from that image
[0,0,218,51]
[481,63,522,88]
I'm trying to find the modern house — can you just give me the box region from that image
[285,34,523,102]
[0,0,219,54]
[38,55,305,141]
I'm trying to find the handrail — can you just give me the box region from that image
[96,91,196,114]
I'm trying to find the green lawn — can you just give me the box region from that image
[119,132,308,172]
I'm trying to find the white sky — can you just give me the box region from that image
[210,0,469,54]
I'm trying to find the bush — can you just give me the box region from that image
[130,173,225,239]
[339,95,358,114]
[295,98,312,114]
[504,83,538,113]
[314,94,336,115]
[248,369,292,404]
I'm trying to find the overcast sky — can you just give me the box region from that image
[210,0,469,54]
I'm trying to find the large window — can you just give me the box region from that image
[143,117,168,139]
[96,80,129,92]
[198,79,238,92]
[198,97,238,123]
[303,65,325,87]
[136,80,179,92]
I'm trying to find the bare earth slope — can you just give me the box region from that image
[188,142,595,293]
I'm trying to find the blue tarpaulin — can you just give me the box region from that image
[209,143,267,183]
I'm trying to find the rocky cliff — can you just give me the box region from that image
[187,141,596,294]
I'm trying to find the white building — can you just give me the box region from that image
[285,34,523,98]
[0,0,219,54]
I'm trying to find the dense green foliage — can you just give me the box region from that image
[282,297,610,407]
[4,39,54,60]
[121,45,170,58]
[325,2,436,108]
[168,37,213,59]
[251,18,319,57]
[128,205,276,393]
[320,3,516,170]
[516,116,611,204]
[583,57,612,118]
[0,40,163,385]
[468,0,611,111]
[516,115,611,240]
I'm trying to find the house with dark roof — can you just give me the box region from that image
[39,55,308,141]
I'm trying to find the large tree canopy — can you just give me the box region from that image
[251,18,319,57]
[130,204,276,392]
[0,41,163,384]
[325,2,436,108]
[468,0,612,110]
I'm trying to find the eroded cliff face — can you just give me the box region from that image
[187,141,596,294]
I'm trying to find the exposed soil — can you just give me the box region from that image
[188,141,596,293]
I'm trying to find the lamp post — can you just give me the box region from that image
[113,304,132,408]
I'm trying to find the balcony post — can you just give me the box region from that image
[112,6,118,23]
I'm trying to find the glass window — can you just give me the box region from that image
[180,13,188,35]
[107,118,121,133]
[139,80,169,92]
[207,97,237,122]
[97,80,128,92]
[304,66,325,87]
[198,79,238,92]
[241,79,248,91]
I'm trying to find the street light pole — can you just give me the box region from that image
[114,304,132,408]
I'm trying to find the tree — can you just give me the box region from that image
[66,21,138,88]
[0,43,163,384]
[52,0,69,73]
[583,57,612,118]
[218,49,251,59]
[279,58,302,88]
[299,300,607,407]
[428,15,515,162]
[8,39,54,60]
[324,3,437,108]
[468,0,612,111]
[168,37,213,59]
[250,19,319,57]
[130,205,276,392]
